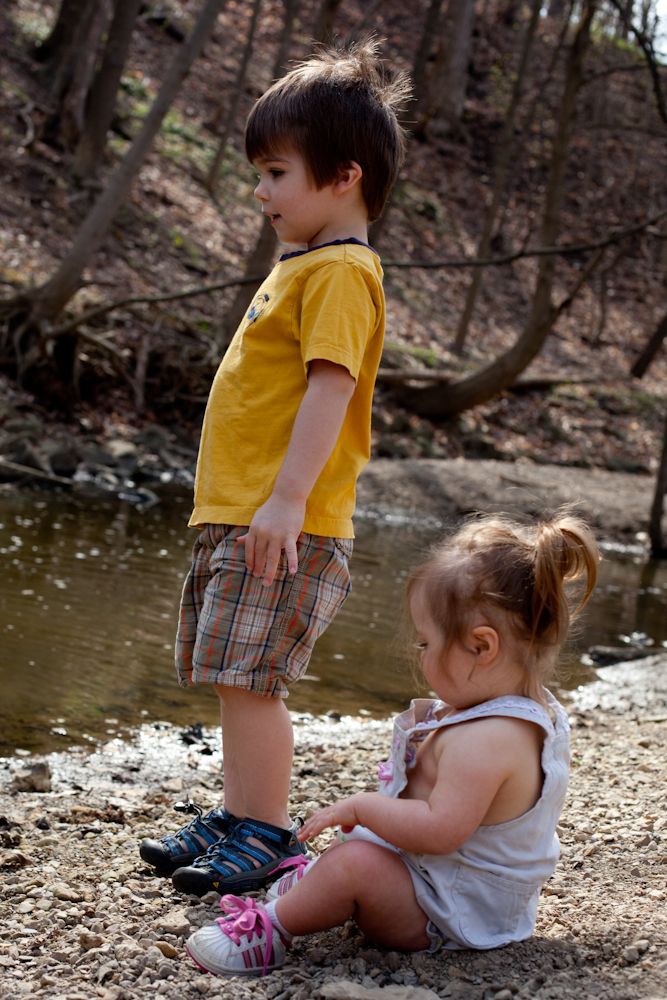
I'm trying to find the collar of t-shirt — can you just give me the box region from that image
[278,237,378,262]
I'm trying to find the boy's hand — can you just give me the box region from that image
[239,494,305,586]
[298,793,370,841]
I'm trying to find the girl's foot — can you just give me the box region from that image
[265,855,316,900]
[185,896,286,977]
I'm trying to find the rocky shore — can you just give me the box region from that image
[1,663,666,1000]
[2,377,666,999]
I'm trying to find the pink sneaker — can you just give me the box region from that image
[185,895,286,977]
[265,854,316,901]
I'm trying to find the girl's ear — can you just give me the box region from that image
[334,160,363,193]
[470,625,499,666]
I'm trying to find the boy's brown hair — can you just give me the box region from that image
[245,39,410,221]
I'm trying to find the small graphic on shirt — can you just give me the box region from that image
[246,292,270,324]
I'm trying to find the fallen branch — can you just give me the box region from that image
[0,457,73,487]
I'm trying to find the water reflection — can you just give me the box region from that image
[1,488,666,755]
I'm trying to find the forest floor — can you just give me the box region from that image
[1,0,667,488]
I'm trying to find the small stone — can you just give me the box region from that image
[53,883,83,902]
[11,761,52,793]
[622,945,640,964]
[193,976,211,994]
[79,930,105,950]
[153,909,190,937]
[494,992,514,1000]
[154,941,178,958]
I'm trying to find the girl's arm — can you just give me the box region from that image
[299,718,525,856]
[240,359,355,585]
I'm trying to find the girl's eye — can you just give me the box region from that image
[415,641,427,652]
[270,170,283,178]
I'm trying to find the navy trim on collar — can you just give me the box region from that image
[278,237,378,262]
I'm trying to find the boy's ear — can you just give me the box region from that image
[334,160,363,193]
[470,625,499,666]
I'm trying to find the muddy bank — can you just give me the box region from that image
[1,667,666,1000]
[357,459,653,547]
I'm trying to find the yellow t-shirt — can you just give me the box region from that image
[189,240,385,538]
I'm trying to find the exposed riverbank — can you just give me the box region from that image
[1,660,666,1000]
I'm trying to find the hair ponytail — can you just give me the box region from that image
[408,509,600,701]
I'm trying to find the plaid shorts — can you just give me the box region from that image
[175,524,353,697]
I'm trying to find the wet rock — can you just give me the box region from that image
[11,761,52,792]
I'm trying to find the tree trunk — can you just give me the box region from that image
[409,0,445,135]
[73,0,143,179]
[34,0,92,64]
[631,311,667,378]
[398,0,596,419]
[428,0,476,136]
[47,0,111,142]
[453,0,541,354]
[649,408,667,557]
[207,0,263,195]
[313,0,344,43]
[24,0,228,328]
[219,216,277,347]
[215,0,299,343]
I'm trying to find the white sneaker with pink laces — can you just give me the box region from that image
[265,855,317,901]
[185,895,286,977]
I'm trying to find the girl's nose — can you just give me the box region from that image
[254,179,268,202]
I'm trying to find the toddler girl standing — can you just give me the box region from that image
[185,511,599,976]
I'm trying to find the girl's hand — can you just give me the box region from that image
[298,794,367,841]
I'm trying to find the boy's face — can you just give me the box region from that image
[252,147,359,249]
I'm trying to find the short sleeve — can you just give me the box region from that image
[298,262,379,379]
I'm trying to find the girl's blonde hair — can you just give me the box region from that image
[407,511,600,701]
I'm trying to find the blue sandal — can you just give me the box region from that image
[171,816,307,896]
[140,801,237,874]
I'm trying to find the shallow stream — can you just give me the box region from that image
[1,487,666,756]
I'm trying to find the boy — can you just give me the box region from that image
[139,39,408,897]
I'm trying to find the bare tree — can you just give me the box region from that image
[453,0,542,354]
[207,0,263,195]
[649,409,667,556]
[427,0,476,136]
[393,0,597,419]
[73,0,143,179]
[45,0,114,149]
[1,0,228,386]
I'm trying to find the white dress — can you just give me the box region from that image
[346,691,570,950]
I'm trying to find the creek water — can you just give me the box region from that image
[1,487,666,757]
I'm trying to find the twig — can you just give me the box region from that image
[0,457,73,487]
[383,209,667,270]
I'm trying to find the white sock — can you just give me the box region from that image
[264,899,293,943]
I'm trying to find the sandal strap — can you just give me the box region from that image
[163,807,232,855]
[197,818,297,878]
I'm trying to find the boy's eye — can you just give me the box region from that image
[415,641,427,652]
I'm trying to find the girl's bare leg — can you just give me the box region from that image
[275,840,431,951]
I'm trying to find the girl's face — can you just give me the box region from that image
[410,590,481,710]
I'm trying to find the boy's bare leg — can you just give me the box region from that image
[274,840,431,951]
[216,685,293,829]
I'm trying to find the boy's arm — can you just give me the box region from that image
[240,358,356,585]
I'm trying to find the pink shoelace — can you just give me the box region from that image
[216,895,276,976]
[272,854,311,878]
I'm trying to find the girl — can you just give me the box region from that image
[185,511,599,977]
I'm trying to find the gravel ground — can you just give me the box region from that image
[1,667,666,1000]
